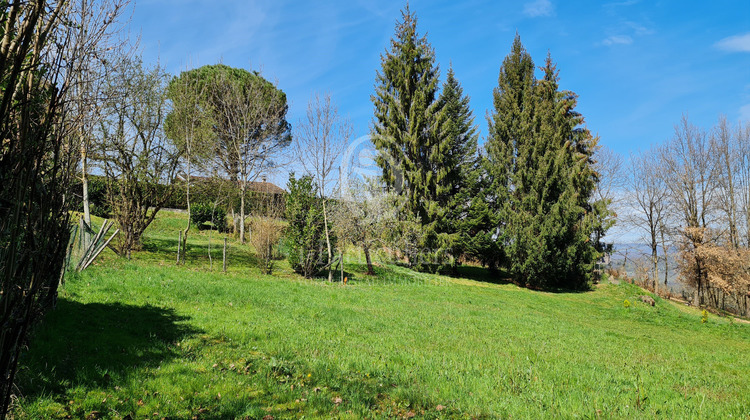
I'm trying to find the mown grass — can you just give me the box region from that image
[13,211,750,419]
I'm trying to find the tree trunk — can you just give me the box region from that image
[81,143,91,226]
[181,156,191,264]
[661,228,669,286]
[651,237,659,296]
[208,227,213,269]
[364,245,374,275]
[323,199,333,282]
[240,179,246,244]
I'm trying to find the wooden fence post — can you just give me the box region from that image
[223,237,227,273]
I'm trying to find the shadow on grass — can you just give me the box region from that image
[450,265,512,285]
[16,299,201,398]
[448,265,592,293]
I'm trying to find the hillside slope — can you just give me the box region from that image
[14,212,750,419]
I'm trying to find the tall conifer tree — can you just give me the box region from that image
[435,67,479,211]
[434,67,482,263]
[522,55,599,289]
[371,6,442,263]
[485,34,536,271]
[487,37,603,289]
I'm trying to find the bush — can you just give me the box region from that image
[72,175,288,225]
[250,217,285,274]
[190,202,227,232]
[284,175,327,278]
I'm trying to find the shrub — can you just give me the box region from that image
[250,216,285,274]
[284,175,327,278]
[191,202,227,232]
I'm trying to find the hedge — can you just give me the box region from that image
[70,175,286,218]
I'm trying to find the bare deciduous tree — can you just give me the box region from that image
[737,122,750,247]
[293,93,352,281]
[711,115,740,249]
[660,115,717,305]
[249,190,285,275]
[628,148,669,293]
[66,0,132,226]
[592,145,625,255]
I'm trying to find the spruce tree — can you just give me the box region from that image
[371,6,441,252]
[487,37,602,289]
[433,67,482,265]
[485,34,536,272]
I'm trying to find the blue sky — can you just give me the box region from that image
[131,0,749,161]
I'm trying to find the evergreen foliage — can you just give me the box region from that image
[165,64,291,182]
[370,6,441,256]
[433,67,483,266]
[190,202,227,232]
[284,174,328,278]
[454,155,504,270]
[371,7,485,270]
[486,36,602,289]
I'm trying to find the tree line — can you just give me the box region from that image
[624,115,750,317]
[287,7,609,289]
[64,6,613,292]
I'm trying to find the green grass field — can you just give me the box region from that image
[13,211,750,419]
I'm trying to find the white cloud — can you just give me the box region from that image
[602,35,633,46]
[625,21,654,36]
[740,104,750,122]
[715,32,750,52]
[523,0,554,17]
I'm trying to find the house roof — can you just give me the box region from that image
[176,173,285,194]
[246,181,285,194]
